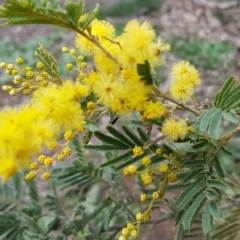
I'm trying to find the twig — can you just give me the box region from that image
[153,86,201,116]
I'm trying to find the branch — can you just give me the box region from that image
[217,124,240,143]
[153,86,201,116]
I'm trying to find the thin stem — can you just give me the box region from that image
[50,179,67,217]
[153,86,200,116]
[191,95,199,107]
[143,134,165,150]
[75,28,119,65]
[218,124,240,143]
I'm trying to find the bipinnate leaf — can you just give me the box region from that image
[214,76,235,108]
[137,61,153,85]
[100,150,133,168]
[106,126,135,148]
[182,194,207,230]
[209,202,221,220]
[94,131,129,148]
[202,212,212,233]
[122,126,144,146]
[66,1,84,27]
[207,179,226,190]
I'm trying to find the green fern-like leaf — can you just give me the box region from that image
[44,194,65,216]
[182,194,207,230]
[72,137,85,161]
[25,177,39,202]
[178,184,205,211]
[214,76,235,108]
[106,126,135,148]
[122,126,144,146]
[84,144,128,151]
[100,150,133,168]
[207,179,226,190]
[94,131,129,148]
[35,43,61,83]
[0,213,24,240]
[137,61,153,85]
[202,212,212,233]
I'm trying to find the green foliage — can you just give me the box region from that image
[0,0,97,30]
[137,61,153,85]
[1,0,240,239]
[194,107,223,138]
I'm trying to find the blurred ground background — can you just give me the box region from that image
[0,0,240,239]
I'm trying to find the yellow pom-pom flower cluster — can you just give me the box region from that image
[162,118,189,141]
[170,61,200,102]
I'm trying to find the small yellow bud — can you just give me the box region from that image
[77,55,84,61]
[79,72,86,79]
[64,130,74,141]
[23,89,31,95]
[66,63,73,70]
[25,171,36,181]
[141,156,151,166]
[121,228,130,237]
[133,146,144,157]
[40,80,49,87]
[2,85,11,91]
[57,153,65,162]
[0,62,7,68]
[7,64,15,70]
[13,75,22,84]
[30,162,38,170]
[63,147,72,156]
[36,62,45,70]
[24,66,32,72]
[140,193,148,202]
[76,125,86,132]
[87,101,95,110]
[38,155,46,163]
[152,191,160,200]
[159,164,169,173]
[42,172,51,180]
[128,165,137,176]
[44,157,53,166]
[41,71,48,78]
[6,69,12,75]
[62,47,68,53]
[49,141,58,149]
[156,148,163,155]
[168,172,177,183]
[118,236,126,240]
[130,229,138,239]
[143,211,151,221]
[12,69,18,75]
[22,82,30,89]
[26,71,34,79]
[126,223,135,231]
[15,57,24,65]
[80,62,87,68]
[136,212,144,221]
[9,89,17,96]
[141,173,152,185]
[70,49,76,55]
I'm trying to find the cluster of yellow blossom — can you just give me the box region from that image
[0,74,88,181]
[0,16,198,184]
[76,18,170,117]
[161,117,189,141]
[170,61,200,102]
